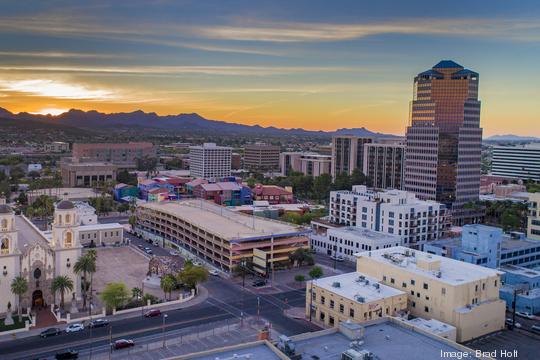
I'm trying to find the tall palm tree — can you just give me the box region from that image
[85,249,97,313]
[73,254,96,310]
[51,276,74,310]
[10,276,28,317]
[160,275,176,301]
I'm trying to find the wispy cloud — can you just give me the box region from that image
[0,51,130,59]
[0,65,372,76]
[0,79,114,100]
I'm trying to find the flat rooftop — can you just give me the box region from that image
[328,226,401,242]
[500,265,540,278]
[176,341,283,360]
[292,320,481,360]
[79,223,123,231]
[404,318,456,337]
[356,246,503,285]
[141,200,308,241]
[312,272,405,303]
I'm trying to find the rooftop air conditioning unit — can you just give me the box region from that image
[436,271,442,278]
[355,295,365,303]
[333,282,341,288]
[373,283,380,289]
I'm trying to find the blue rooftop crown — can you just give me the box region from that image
[433,60,463,69]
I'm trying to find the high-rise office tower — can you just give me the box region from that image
[404,60,482,225]
[331,135,372,178]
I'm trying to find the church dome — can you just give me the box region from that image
[56,200,75,210]
[0,204,12,214]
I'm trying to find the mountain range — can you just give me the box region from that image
[0,107,397,138]
[484,134,540,142]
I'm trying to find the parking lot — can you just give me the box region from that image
[465,329,540,359]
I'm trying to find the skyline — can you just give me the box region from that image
[1,1,540,136]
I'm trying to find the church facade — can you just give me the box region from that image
[0,198,82,316]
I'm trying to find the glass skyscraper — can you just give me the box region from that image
[404,60,483,225]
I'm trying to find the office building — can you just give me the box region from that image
[311,227,402,261]
[331,135,373,178]
[72,142,156,168]
[231,153,242,170]
[135,200,309,272]
[189,143,232,179]
[44,141,70,153]
[363,142,405,190]
[424,224,540,269]
[253,184,294,204]
[529,192,540,240]
[404,60,482,225]
[306,272,407,327]
[356,246,506,342]
[329,185,450,248]
[492,144,540,181]
[60,159,118,187]
[279,152,303,176]
[499,265,540,315]
[243,143,280,171]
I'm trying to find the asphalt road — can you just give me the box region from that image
[314,252,356,272]
[2,276,318,359]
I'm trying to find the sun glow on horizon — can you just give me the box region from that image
[29,107,69,116]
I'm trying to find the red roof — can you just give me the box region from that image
[254,185,292,196]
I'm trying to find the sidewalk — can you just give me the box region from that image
[0,286,209,343]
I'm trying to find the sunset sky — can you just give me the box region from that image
[0,0,539,136]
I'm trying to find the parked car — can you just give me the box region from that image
[144,309,161,318]
[145,249,153,255]
[505,318,522,328]
[531,324,540,333]
[137,244,144,250]
[55,350,79,359]
[88,319,109,328]
[208,269,219,276]
[330,255,344,262]
[65,323,84,333]
[40,328,61,338]
[252,279,267,287]
[193,260,202,266]
[112,339,135,350]
[516,311,535,319]
[169,250,180,256]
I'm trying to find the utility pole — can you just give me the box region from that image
[271,236,275,287]
[257,296,260,320]
[108,325,112,360]
[162,314,168,348]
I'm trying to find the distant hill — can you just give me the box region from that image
[0,107,398,138]
[485,134,540,142]
[0,116,91,137]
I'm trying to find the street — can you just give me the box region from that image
[1,270,319,359]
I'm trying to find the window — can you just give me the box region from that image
[330,300,334,309]
[411,279,415,285]
[441,287,446,295]
[321,296,325,305]
[390,278,395,284]
[412,301,416,308]
[424,306,429,313]
[320,312,325,321]
[383,275,387,282]
[423,283,428,290]
[339,304,344,313]
[329,316,335,326]
[349,308,355,317]
[402,282,407,288]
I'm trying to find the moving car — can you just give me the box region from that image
[505,318,522,328]
[144,309,161,317]
[252,279,267,287]
[516,311,535,319]
[145,248,153,255]
[531,324,540,333]
[65,323,84,333]
[55,350,79,359]
[208,269,219,276]
[88,319,109,328]
[112,339,135,350]
[40,328,61,338]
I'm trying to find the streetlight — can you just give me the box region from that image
[162,314,168,348]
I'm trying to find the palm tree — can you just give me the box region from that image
[51,275,74,310]
[85,250,97,312]
[160,275,176,301]
[73,254,96,310]
[10,276,28,317]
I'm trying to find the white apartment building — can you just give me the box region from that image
[189,143,232,179]
[355,246,506,342]
[280,152,331,177]
[492,144,540,181]
[311,227,402,261]
[329,185,450,249]
[529,192,540,240]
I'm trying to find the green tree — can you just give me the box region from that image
[177,266,208,294]
[294,274,306,282]
[100,282,130,312]
[73,254,96,310]
[289,248,314,267]
[51,275,74,310]
[350,168,368,186]
[131,287,142,300]
[308,266,323,279]
[160,274,177,300]
[116,170,137,186]
[10,276,28,317]
[501,210,521,231]
[312,173,332,204]
[117,203,130,214]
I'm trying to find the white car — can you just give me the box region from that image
[193,261,202,266]
[208,269,219,276]
[330,255,345,262]
[65,323,84,333]
[169,250,180,256]
[505,318,522,328]
[516,311,535,319]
